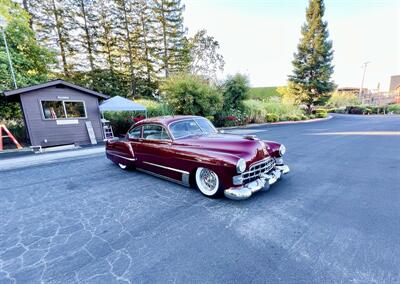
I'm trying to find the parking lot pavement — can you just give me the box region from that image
[1,114,399,283]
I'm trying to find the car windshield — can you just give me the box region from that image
[169,118,217,139]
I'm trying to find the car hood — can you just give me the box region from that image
[174,133,269,161]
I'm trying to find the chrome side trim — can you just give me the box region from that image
[108,153,137,162]
[142,161,189,175]
[137,168,190,187]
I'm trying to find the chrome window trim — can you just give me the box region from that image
[128,125,143,139]
[142,161,189,175]
[168,117,216,140]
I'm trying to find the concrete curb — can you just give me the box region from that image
[219,115,333,130]
[0,146,105,171]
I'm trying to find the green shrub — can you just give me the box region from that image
[308,114,316,119]
[222,73,250,111]
[279,115,289,121]
[214,109,247,127]
[387,104,400,114]
[248,87,280,100]
[135,99,173,117]
[300,114,308,120]
[346,106,368,114]
[287,115,301,121]
[327,91,361,108]
[205,115,214,122]
[161,74,222,117]
[265,113,279,122]
[103,111,133,136]
[314,109,328,118]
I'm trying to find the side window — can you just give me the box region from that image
[128,126,142,139]
[42,101,65,119]
[143,125,170,140]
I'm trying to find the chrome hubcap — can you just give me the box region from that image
[200,168,218,191]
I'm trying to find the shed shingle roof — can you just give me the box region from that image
[3,79,109,99]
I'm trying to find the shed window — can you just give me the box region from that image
[65,101,86,118]
[41,100,87,120]
[42,101,65,119]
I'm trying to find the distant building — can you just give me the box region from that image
[389,75,400,94]
[336,87,368,95]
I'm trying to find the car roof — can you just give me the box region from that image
[136,115,203,126]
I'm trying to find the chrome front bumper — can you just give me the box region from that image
[224,164,290,200]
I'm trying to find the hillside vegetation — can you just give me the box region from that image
[248,87,281,100]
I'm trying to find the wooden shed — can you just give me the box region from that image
[3,79,109,148]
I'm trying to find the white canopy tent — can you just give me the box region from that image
[99,96,147,139]
[99,95,147,116]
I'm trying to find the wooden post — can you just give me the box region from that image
[0,124,22,151]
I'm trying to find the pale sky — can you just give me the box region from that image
[183,0,400,91]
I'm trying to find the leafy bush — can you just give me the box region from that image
[314,109,328,118]
[135,99,173,117]
[387,104,400,114]
[308,114,316,119]
[287,115,301,121]
[345,106,367,114]
[161,74,222,117]
[222,73,250,111]
[103,111,143,136]
[265,113,279,122]
[248,86,280,100]
[215,109,247,127]
[327,92,360,108]
[205,115,214,122]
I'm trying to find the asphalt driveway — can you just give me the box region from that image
[1,114,399,283]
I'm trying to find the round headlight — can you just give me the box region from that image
[279,144,286,156]
[236,158,246,173]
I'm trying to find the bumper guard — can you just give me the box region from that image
[224,164,290,200]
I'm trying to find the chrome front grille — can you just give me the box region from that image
[242,158,275,183]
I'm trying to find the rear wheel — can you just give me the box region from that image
[195,167,222,198]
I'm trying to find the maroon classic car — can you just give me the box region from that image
[106,115,289,200]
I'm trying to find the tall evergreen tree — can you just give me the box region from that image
[114,0,138,97]
[70,0,98,73]
[33,0,76,76]
[288,0,335,113]
[97,1,119,73]
[152,0,188,78]
[132,0,159,97]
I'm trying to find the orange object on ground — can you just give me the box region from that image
[0,124,22,151]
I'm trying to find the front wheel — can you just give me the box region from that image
[195,167,222,198]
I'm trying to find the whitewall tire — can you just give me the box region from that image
[195,167,221,197]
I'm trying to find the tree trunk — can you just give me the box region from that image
[22,0,34,30]
[121,0,136,97]
[160,2,169,78]
[79,0,95,73]
[140,13,152,82]
[51,0,68,76]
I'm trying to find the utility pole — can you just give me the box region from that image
[0,16,17,89]
[359,61,370,104]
